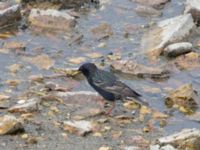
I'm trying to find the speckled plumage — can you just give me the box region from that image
[79,62,148,106]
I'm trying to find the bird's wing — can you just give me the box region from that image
[90,69,148,106]
[104,81,141,98]
[92,69,117,86]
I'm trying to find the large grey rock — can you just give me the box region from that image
[163,42,193,57]
[184,0,200,25]
[28,9,76,30]
[141,14,195,58]
[0,4,21,28]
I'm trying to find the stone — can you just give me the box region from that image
[28,9,76,30]
[55,91,101,106]
[124,146,141,150]
[21,0,99,9]
[8,98,40,113]
[165,84,199,114]
[91,22,113,40]
[63,120,94,136]
[160,145,177,150]
[0,4,21,28]
[150,144,177,150]
[187,112,200,122]
[133,0,170,9]
[111,60,169,78]
[7,64,23,73]
[174,52,200,70]
[135,5,162,17]
[0,94,10,101]
[184,0,200,25]
[22,54,54,70]
[163,42,193,57]
[0,115,23,135]
[157,128,200,150]
[3,41,25,50]
[141,14,195,58]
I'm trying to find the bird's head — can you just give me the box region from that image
[78,62,97,77]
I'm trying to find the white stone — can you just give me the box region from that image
[141,14,195,57]
[160,145,177,150]
[163,42,192,57]
[63,120,93,136]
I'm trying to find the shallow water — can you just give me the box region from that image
[0,0,200,149]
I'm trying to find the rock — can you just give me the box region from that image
[0,4,21,28]
[133,0,170,9]
[163,42,193,57]
[63,120,95,136]
[150,144,177,150]
[3,41,25,50]
[73,108,104,120]
[55,91,101,107]
[28,9,76,31]
[91,22,113,40]
[99,146,112,150]
[86,52,103,59]
[165,84,199,114]
[160,145,177,150]
[187,111,200,122]
[22,54,54,70]
[29,74,44,82]
[68,57,86,64]
[184,0,200,25]
[7,64,23,73]
[0,115,23,135]
[0,94,10,101]
[124,146,142,150]
[52,67,80,77]
[21,0,99,9]
[157,128,200,150]
[111,60,169,78]
[135,5,162,17]
[123,24,141,36]
[54,91,101,108]
[6,79,21,87]
[174,52,200,70]
[150,145,160,150]
[141,14,195,58]
[8,98,40,113]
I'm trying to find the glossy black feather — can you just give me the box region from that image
[79,63,148,106]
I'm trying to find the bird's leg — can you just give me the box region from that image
[97,97,105,109]
[105,102,115,115]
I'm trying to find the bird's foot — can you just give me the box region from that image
[104,102,115,116]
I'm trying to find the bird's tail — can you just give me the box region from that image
[127,96,149,106]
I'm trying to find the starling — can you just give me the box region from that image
[79,62,148,114]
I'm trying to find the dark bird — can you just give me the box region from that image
[79,62,148,114]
